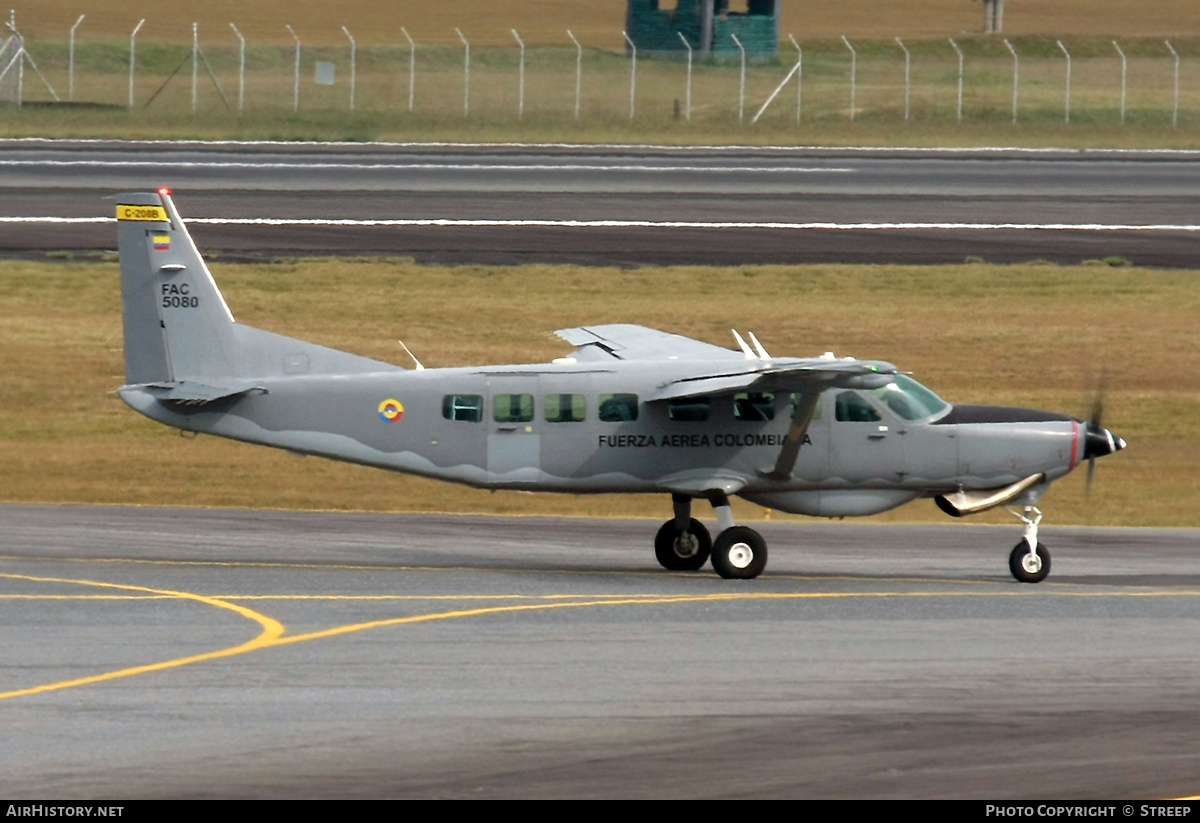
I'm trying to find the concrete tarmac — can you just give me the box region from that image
[3,141,1200,266]
[2,504,1198,799]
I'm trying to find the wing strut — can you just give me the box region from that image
[760,391,820,481]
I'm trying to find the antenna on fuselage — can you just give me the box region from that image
[398,340,425,370]
[731,329,756,359]
[748,332,771,360]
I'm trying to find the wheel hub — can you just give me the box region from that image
[1021,551,1042,574]
[674,533,699,558]
[727,542,754,569]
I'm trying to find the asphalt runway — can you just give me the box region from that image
[3,140,1200,266]
[2,503,1198,799]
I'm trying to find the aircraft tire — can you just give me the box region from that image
[654,518,712,571]
[711,527,768,579]
[1009,541,1050,583]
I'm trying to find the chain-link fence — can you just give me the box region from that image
[3,21,1197,130]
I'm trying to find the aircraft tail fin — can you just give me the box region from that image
[116,190,396,386]
[116,190,238,384]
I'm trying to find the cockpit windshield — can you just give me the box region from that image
[869,374,949,421]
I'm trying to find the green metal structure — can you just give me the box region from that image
[625,0,780,57]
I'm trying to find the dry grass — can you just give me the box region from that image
[1,258,1196,527]
[11,1,1200,46]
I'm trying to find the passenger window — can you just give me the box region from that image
[442,394,483,422]
[835,391,881,423]
[788,392,823,421]
[493,393,534,423]
[598,393,638,422]
[668,397,711,422]
[545,393,586,423]
[733,392,775,422]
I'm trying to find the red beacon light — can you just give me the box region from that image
[158,187,171,197]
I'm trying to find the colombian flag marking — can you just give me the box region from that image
[378,399,404,423]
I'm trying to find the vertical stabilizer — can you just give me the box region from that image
[116,189,238,383]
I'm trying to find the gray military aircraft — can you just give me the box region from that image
[115,189,1125,582]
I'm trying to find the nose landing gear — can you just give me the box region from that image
[1006,505,1051,583]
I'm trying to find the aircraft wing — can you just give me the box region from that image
[555,324,744,362]
[647,358,898,401]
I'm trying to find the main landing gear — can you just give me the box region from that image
[1006,505,1051,583]
[655,494,768,579]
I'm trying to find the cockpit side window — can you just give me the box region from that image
[835,391,881,423]
[870,375,949,421]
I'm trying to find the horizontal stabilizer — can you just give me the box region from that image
[136,379,266,406]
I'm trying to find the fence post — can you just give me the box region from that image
[788,34,801,123]
[1057,39,1070,123]
[455,28,469,116]
[621,30,636,120]
[842,35,856,121]
[678,32,692,122]
[68,14,83,102]
[1004,38,1018,122]
[731,34,745,124]
[342,26,355,111]
[895,37,910,121]
[128,18,144,109]
[567,30,581,121]
[15,31,22,106]
[401,27,414,112]
[229,23,244,114]
[1165,40,1179,127]
[1113,41,1126,124]
[949,38,964,123]
[192,23,198,113]
[285,25,300,112]
[512,29,524,120]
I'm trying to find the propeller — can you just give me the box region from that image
[1086,385,1104,494]
[1081,378,1125,497]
